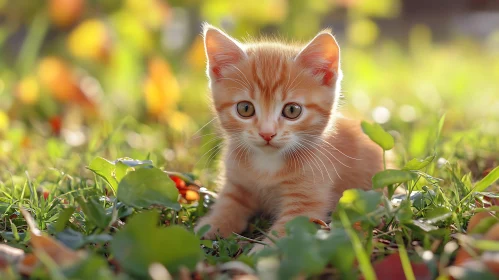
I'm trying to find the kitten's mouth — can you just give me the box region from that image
[261,142,279,149]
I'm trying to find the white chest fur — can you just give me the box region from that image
[250,149,284,175]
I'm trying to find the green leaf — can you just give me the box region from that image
[87,157,144,193]
[76,197,111,229]
[396,200,413,223]
[372,169,417,190]
[276,217,327,280]
[425,207,452,224]
[117,167,180,210]
[319,229,355,279]
[87,157,120,193]
[56,229,112,250]
[54,207,75,233]
[361,121,394,150]
[339,189,382,215]
[113,158,153,168]
[474,166,499,192]
[403,155,435,170]
[9,220,19,241]
[195,224,211,238]
[285,216,318,235]
[111,211,203,277]
[407,219,439,232]
[62,254,114,279]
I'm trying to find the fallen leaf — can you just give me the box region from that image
[0,244,24,269]
[454,248,474,266]
[18,208,84,275]
[482,252,499,276]
[484,223,499,240]
[467,211,496,233]
[370,253,432,280]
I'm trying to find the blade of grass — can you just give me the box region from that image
[474,166,499,192]
[16,12,49,75]
[395,232,415,280]
[338,209,377,280]
[460,166,499,203]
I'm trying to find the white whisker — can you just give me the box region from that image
[301,138,342,180]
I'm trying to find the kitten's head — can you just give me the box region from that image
[203,23,342,155]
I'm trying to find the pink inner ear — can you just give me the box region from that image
[210,52,242,80]
[296,33,339,87]
[298,51,339,86]
[212,66,222,79]
[313,67,335,87]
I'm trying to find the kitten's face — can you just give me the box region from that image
[204,25,341,155]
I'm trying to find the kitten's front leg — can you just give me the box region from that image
[250,182,329,254]
[195,181,257,239]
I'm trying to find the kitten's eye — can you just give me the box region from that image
[282,103,302,119]
[236,101,255,118]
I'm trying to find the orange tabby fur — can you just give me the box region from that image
[195,24,383,253]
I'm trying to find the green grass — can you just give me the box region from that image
[2,1,499,279]
[1,111,498,279]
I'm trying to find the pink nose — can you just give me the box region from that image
[259,132,276,142]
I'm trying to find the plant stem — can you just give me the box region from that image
[338,209,377,280]
[395,233,415,280]
[16,12,49,76]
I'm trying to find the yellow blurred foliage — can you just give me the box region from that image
[349,0,400,18]
[124,0,170,29]
[202,0,287,25]
[168,111,193,133]
[187,37,207,71]
[16,76,39,105]
[49,0,85,28]
[111,11,154,53]
[347,18,379,46]
[0,110,8,132]
[67,19,110,62]
[144,57,180,119]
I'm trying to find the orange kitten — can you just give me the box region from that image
[195,24,382,252]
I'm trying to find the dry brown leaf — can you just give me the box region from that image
[467,211,494,232]
[18,208,84,275]
[482,252,499,276]
[484,223,499,240]
[0,244,25,269]
[454,248,474,266]
[370,253,432,280]
[18,254,38,275]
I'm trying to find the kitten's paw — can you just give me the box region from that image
[194,217,219,239]
[195,216,247,239]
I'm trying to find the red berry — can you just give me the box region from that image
[43,191,49,200]
[169,175,186,189]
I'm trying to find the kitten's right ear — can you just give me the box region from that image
[203,23,246,80]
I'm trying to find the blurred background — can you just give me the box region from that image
[0,0,498,184]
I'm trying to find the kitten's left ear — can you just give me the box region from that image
[203,23,246,80]
[295,30,340,87]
